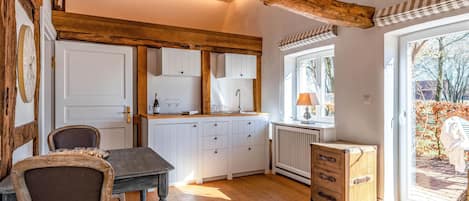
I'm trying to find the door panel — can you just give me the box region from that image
[55,41,133,150]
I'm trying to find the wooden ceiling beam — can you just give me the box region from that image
[52,11,262,54]
[262,0,375,28]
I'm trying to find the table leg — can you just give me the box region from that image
[157,173,169,201]
[140,189,147,201]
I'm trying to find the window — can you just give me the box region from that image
[284,48,335,122]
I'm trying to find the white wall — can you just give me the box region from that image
[12,0,36,164]
[210,53,254,113]
[147,48,201,114]
[222,0,469,199]
[14,0,56,162]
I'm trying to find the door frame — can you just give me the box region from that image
[397,20,469,201]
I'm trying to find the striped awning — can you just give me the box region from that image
[279,24,337,51]
[374,0,469,27]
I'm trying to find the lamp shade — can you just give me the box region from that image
[296,93,319,106]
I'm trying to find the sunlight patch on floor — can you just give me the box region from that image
[175,185,232,200]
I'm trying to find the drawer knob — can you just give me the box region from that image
[318,191,336,201]
[193,125,197,128]
[240,73,243,77]
[214,123,218,127]
[319,173,336,183]
[213,137,218,140]
[248,122,252,125]
[248,147,252,151]
[214,150,218,154]
[180,71,184,74]
[248,134,252,138]
[319,154,337,163]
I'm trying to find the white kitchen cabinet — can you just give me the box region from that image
[142,115,268,185]
[156,47,201,76]
[231,119,267,174]
[216,53,257,79]
[147,122,199,185]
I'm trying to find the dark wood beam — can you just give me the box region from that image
[262,0,375,28]
[0,0,19,179]
[253,55,262,112]
[201,51,211,114]
[136,46,147,147]
[52,11,262,54]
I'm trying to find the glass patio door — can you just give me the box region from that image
[399,21,469,201]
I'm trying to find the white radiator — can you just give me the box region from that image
[274,125,320,184]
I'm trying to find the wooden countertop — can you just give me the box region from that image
[142,113,269,119]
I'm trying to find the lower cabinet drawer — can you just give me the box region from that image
[312,148,344,172]
[202,135,227,150]
[311,186,344,201]
[202,148,228,178]
[231,145,265,173]
[312,167,344,194]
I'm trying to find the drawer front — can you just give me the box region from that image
[231,145,265,173]
[312,167,344,194]
[232,132,265,146]
[202,148,228,178]
[233,120,257,134]
[311,186,344,201]
[312,148,344,172]
[202,135,227,150]
[202,121,228,136]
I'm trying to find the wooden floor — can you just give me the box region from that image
[121,174,310,201]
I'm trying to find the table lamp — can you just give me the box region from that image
[296,93,319,124]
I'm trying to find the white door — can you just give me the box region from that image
[55,41,133,150]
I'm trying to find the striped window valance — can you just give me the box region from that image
[374,0,469,27]
[279,24,337,51]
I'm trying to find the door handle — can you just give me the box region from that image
[123,106,131,123]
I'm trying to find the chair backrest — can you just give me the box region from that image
[48,125,101,151]
[12,154,114,201]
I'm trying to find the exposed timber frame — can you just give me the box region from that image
[261,0,375,28]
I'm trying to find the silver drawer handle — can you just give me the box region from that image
[319,173,336,183]
[318,191,336,201]
[319,154,336,163]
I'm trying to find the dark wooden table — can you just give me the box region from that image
[0,147,174,201]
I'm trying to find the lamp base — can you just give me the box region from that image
[300,120,315,124]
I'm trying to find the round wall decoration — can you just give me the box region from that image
[17,25,37,103]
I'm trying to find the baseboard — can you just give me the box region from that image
[274,167,311,185]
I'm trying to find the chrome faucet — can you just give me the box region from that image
[235,89,241,112]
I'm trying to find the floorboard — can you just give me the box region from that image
[119,174,310,201]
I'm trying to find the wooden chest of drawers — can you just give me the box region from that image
[311,142,377,201]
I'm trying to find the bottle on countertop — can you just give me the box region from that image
[153,93,160,114]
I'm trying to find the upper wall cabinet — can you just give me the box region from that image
[216,53,257,79]
[156,47,201,76]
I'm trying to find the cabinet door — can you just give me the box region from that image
[244,55,257,79]
[148,123,199,185]
[185,50,201,76]
[162,48,184,76]
[232,145,265,173]
[228,53,243,78]
[202,148,228,178]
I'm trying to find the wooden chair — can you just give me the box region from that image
[11,154,114,201]
[48,125,101,151]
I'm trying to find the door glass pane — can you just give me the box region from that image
[405,30,469,201]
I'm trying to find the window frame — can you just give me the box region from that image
[292,49,335,123]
